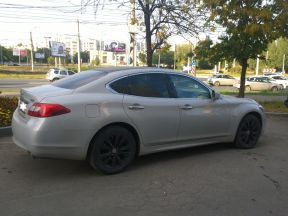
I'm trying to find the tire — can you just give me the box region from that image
[271,86,278,92]
[234,115,262,149]
[245,86,251,92]
[89,126,137,174]
[214,81,220,86]
[52,78,59,82]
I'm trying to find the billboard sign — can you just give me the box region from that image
[104,41,126,53]
[50,41,66,57]
[13,49,27,57]
[35,53,45,59]
[13,48,20,56]
[20,50,27,57]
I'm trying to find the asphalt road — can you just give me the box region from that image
[0,115,288,216]
[0,79,49,89]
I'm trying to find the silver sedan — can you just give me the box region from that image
[12,68,265,174]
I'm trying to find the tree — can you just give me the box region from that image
[175,43,193,69]
[73,51,90,64]
[47,56,55,65]
[81,0,207,67]
[194,38,213,69]
[152,50,174,68]
[267,38,288,71]
[203,0,288,97]
[137,0,207,66]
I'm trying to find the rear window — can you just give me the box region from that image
[52,70,107,89]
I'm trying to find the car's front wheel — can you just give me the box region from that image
[89,126,137,174]
[271,86,278,92]
[234,115,262,149]
[214,81,220,86]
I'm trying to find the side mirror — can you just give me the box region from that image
[211,90,220,101]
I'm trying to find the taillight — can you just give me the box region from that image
[28,103,70,118]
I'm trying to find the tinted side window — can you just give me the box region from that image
[110,73,170,98]
[168,74,211,99]
[60,70,67,75]
[54,70,59,74]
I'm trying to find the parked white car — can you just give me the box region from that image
[263,75,288,89]
[46,68,75,82]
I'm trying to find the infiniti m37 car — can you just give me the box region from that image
[12,68,265,174]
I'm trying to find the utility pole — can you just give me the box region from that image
[255,55,260,76]
[283,54,286,73]
[0,44,4,65]
[158,52,161,68]
[30,32,34,72]
[77,20,81,72]
[129,0,136,66]
[173,44,176,70]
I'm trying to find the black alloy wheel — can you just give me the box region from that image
[89,126,136,174]
[234,115,262,149]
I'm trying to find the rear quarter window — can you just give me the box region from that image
[52,70,107,89]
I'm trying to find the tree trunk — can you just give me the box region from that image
[144,6,153,67]
[239,58,248,98]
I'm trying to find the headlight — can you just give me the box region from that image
[258,104,264,112]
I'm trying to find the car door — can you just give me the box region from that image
[110,73,180,146]
[59,70,68,79]
[167,74,232,143]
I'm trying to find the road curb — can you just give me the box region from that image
[0,126,12,137]
[265,112,288,116]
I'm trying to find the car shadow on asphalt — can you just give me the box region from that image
[130,143,236,171]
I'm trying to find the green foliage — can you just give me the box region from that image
[203,0,286,97]
[266,38,288,71]
[47,56,55,65]
[0,97,18,127]
[152,51,174,68]
[138,53,147,65]
[175,44,193,69]
[194,38,214,69]
[73,51,90,63]
[91,57,100,66]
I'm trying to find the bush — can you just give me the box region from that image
[0,97,18,127]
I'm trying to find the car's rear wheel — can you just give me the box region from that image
[89,126,136,174]
[52,78,59,82]
[234,115,262,149]
[271,86,278,92]
[245,85,251,92]
[214,81,220,86]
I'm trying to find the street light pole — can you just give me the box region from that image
[77,20,81,72]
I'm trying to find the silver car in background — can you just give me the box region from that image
[233,76,283,91]
[13,68,265,174]
[207,74,237,86]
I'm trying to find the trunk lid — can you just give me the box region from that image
[18,85,73,118]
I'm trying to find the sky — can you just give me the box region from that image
[0,0,219,48]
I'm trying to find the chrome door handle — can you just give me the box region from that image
[128,104,144,110]
[180,104,193,110]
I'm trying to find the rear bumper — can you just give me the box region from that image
[12,110,90,160]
